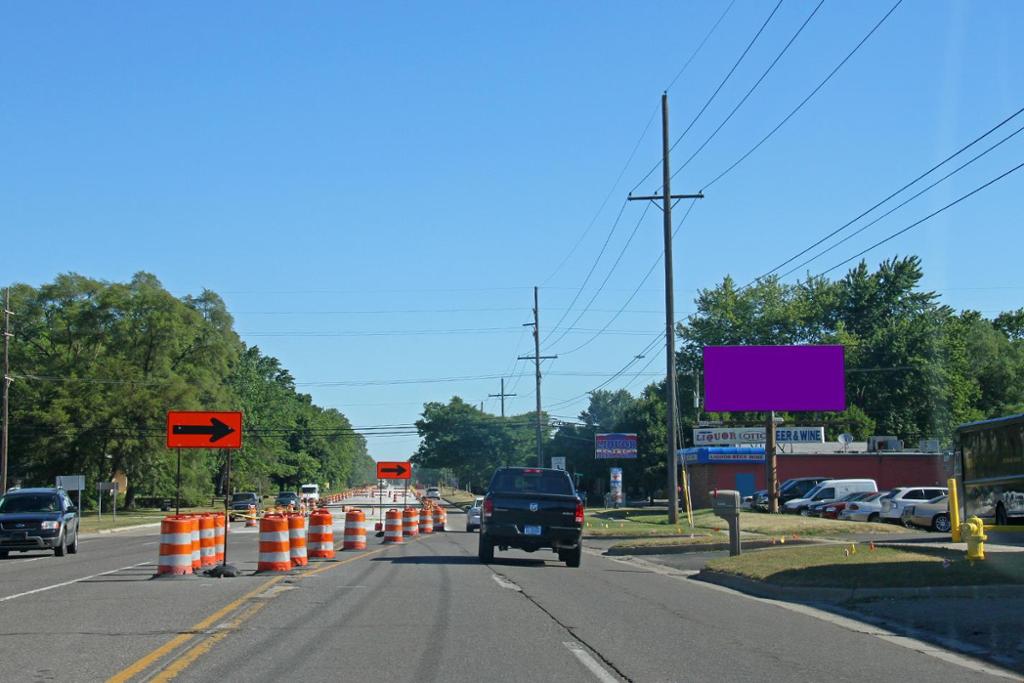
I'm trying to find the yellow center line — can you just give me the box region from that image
[150,601,270,682]
[106,575,283,683]
[109,542,397,682]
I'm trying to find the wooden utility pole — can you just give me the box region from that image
[628,93,703,524]
[766,411,779,513]
[489,378,517,418]
[519,287,557,467]
[1,288,10,495]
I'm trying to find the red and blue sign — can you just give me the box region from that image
[596,433,638,459]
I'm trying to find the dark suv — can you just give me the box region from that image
[229,492,261,521]
[754,477,830,512]
[0,487,80,557]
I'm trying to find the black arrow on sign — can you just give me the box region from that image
[380,464,408,477]
[172,417,235,443]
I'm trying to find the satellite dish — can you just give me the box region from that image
[838,433,854,444]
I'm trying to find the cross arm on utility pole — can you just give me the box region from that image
[517,355,558,361]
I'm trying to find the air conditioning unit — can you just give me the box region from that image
[918,438,941,453]
[869,436,903,452]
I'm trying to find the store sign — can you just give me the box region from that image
[610,467,623,504]
[595,433,637,459]
[693,426,824,445]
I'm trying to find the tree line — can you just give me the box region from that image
[414,257,1024,498]
[5,273,375,508]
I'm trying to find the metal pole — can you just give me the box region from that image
[766,411,779,513]
[223,448,231,567]
[176,448,182,517]
[534,286,543,467]
[1,288,10,495]
[112,485,117,524]
[98,487,102,521]
[660,93,680,525]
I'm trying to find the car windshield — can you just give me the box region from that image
[300,486,317,494]
[231,494,256,503]
[0,494,61,513]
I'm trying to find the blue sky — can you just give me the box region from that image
[3,1,1022,459]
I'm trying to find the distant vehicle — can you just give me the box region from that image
[822,491,880,519]
[465,497,484,532]
[754,477,829,511]
[901,494,952,532]
[879,486,948,523]
[0,487,79,557]
[479,467,584,567]
[229,492,261,521]
[783,479,878,514]
[839,491,892,522]
[275,492,300,508]
[299,484,320,507]
[958,413,1024,525]
[424,487,441,500]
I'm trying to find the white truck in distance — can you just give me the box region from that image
[300,484,320,507]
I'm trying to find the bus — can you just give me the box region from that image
[956,413,1024,525]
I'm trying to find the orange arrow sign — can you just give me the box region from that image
[167,411,243,449]
[376,461,411,480]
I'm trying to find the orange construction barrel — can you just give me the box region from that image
[433,506,445,533]
[156,516,194,576]
[418,508,434,535]
[288,513,308,567]
[198,514,216,568]
[257,514,292,572]
[308,508,336,560]
[402,507,419,538]
[188,515,201,572]
[343,509,367,550]
[384,509,403,544]
[213,513,226,564]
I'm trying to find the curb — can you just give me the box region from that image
[694,569,1024,601]
[81,522,162,537]
[605,538,818,556]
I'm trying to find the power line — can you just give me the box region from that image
[749,105,1024,286]
[817,159,1024,278]
[664,0,739,92]
[777,121,1024,280]
[544,202,654,350]
[630,0,785,194]
[701,0,904,192]
[551,200,699,357]
[672,0,826,183]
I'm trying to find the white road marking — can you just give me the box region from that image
[563,642,619,683]
[594,551,1019,681]
[0,561,150,603]
[491,574,521,592]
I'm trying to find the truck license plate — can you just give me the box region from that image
[524,525,542,536]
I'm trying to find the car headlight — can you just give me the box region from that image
[40,520,61,530]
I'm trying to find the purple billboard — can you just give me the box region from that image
[703,345,846,412]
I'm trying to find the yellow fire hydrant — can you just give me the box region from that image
[963,515,987,561]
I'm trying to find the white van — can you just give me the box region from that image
[299,483,320,506]
[783,479,878,514]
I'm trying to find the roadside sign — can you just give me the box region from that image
[550,456,566,471]
[96,482,119,492]
[376,461,411,480]
[166,411,243,449]
[595,433,637,459]
[55,475,85,491]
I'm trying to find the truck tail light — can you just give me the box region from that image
[574,501,584,524]
[483,498,494,519]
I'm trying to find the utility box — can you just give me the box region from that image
[710,489,742,556]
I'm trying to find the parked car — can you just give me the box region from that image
[275,492,300,508]
[783,479,878,514]
[753,477,830,511]
[901,494,952,532]
[229,492,261,521]
[824,491,882,519]
[838,491,891,522]
[880,486,948,523]
[465,497,484,532]
[0,487,80,557]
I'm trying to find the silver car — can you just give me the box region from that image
[466,497,484,532]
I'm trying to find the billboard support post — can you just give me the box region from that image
[766,412,778,514]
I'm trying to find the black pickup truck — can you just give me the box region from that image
[479,466,584,567]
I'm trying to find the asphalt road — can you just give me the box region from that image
[0,497,1014,682]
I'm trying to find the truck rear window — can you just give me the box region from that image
[490,470,573,495]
